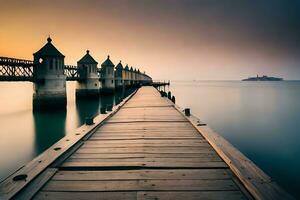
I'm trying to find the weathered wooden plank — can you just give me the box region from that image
[82,143,210,148]
[13,168,57,200]
[84,139,208,145]
[65,156,222,163]
[6,86,288,200]
[137,191,247,200]
[34,191,136,200]
[98,123,194,129]
[52,169,231,181]
[70,152,220,159]
[93,132,199,136]
[0,89,138,200]
[92,134,203,138]
[75,147,215,154]
[62,160,227,168]
[42,179,238,191]
[173,103,294,199]
[89,136,203,140]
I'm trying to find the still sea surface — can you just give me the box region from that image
[0,81,299,198]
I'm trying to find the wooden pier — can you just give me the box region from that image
[0,86,293,200]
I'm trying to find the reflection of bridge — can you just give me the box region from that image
[0,37,168,110]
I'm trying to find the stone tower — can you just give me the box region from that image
[130,66,134,86]
[33,37,66,110]
[124,64,130,87]
[100,55,115,93]
[76,50,100,98]
[115,61,124,90]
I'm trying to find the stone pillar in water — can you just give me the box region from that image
[124,64,130,88]
[129,66,134,86]
[76,50,100,98]
[32,37,66,110]
[133,68,138,87]
[100,55,115,94]
[115,61,124,90]
[137,69,141,86]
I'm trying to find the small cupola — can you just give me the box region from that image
[33,37,65,58]
[78,50,98,65]
[124,64,129,71]
[101,55,115,67]
[115,60,123,70]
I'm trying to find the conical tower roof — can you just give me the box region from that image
[130,66,133,71]
[124,64,129,71]
[115,61,123,69]
[33,37,64,57]
[78,50,98,64]
[101,55,114,67]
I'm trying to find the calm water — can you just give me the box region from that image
[0,81,299,198]
[168,81,300,198]
[0,82,133,182]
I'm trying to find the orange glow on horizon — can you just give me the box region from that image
[1,0,299,80]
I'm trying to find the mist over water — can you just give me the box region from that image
[0,82,133,182]
[168,81,300,198]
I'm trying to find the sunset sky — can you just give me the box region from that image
[0,0,300,80]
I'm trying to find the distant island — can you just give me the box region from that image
[243,75,283,81]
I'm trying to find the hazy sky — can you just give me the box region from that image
[1,0,300,80]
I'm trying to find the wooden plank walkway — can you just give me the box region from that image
[0,86,294,200]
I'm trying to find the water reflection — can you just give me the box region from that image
[169,81,300,198]
[76,98,100,124]
[0,81,136,182]
[100,94,115,110]
[33,110,66,154]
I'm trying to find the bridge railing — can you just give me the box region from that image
[0,57,34,81]
[0,56,153,83]
[64,65,79,81]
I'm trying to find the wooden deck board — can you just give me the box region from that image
[3,86,292,199]
[42,179,238,191]
[33,86,250,199]
[33,191,247,200]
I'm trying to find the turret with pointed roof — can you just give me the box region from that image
[115,61,123,78]
[129,66,134,84]
[115,61,123,70]
[123,64,130,86]
[136,69,141,82]
[33,36,65,76]
[78,50,98,65]
[115,61,124,89]
[77,50,98,79]
[76,50,100,98]
[34,37,65,58]
[32,37,66,110]
[124,64,129,71]
[100,55,115,93]
[101,55,114,67]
